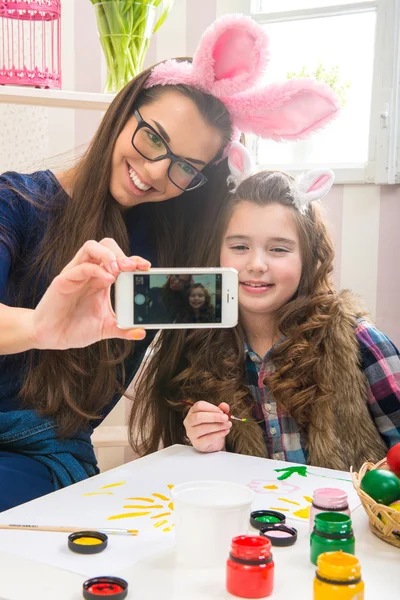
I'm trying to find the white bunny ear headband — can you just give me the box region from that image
[228,142,335,213]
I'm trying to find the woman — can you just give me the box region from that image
[147,274,193,324]
[0,14,338,510]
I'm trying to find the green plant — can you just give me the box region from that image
[287,61,351,107]
[90,0,174,93]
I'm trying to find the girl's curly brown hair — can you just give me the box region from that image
[129,169,338,457]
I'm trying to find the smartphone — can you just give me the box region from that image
[115,267,238,329]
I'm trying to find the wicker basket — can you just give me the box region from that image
[352,458,400,548]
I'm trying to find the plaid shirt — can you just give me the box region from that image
[246,320,400,464]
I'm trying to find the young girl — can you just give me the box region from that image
[131,143,400,471]
[0,15,339,510]
[187,283,215,323]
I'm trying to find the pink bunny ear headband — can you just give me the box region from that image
[145,14,340,156]
[228,141,334,214]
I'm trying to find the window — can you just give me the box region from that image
[248,1,400,184]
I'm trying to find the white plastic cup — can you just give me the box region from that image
[170,480,255,567]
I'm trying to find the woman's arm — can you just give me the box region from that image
[0,304,36,354]
[0,239,150,355]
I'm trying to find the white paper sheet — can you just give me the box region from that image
[0,445,360,576]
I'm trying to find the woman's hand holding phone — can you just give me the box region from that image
[183,400,232,453]
[31,238,150,350]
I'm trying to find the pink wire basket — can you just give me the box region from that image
[0,0,61,89]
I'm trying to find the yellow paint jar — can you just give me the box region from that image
[68,531,108,554]
[313,551,364,600]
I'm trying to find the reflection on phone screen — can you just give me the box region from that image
[134,274,222,325]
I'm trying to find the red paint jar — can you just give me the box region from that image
[226,535,274,598]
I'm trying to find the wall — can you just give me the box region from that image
[1,0,399,467]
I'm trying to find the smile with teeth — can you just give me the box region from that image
[128,166,152,191]
[242,282,271,288]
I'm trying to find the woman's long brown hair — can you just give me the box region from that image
[5,61,233,437]
[130,170,338,457]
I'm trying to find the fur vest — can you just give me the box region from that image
[228,291,388,471]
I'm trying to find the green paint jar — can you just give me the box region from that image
[310,513,355,566]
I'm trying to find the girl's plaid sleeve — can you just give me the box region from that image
[356,321,400,448]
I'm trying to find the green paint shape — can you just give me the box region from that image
[274,466,307,480]
[274,465,351,483]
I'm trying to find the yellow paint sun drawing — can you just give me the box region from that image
[83,483,175,533]
[107,485,175,532]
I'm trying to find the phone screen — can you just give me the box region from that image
[133,273,223,325]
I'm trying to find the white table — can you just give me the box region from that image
[0,446,398,600]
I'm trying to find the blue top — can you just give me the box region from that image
[0,171,157,495]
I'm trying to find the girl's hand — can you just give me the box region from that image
[31,238,150,350]
[183,401,232,453]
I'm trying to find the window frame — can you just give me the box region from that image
[246,0,400,184]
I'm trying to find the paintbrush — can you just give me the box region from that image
[0,524,138,536]
[182,400,248,422]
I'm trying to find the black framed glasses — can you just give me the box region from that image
[132,109,208,192]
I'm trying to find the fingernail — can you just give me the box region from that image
[131,329,146,340]
[135,259,150,267]
[111,261,119,274]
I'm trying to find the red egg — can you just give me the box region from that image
[387,443,400,477]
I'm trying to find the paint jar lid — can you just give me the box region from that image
[313,512,353,536]
[312,488,349,510]
[82,576,128,599]
[316,550,362,583]
[250,510,286,530]
[259,524,298,547]
[68,531,108,554]
[230,535,273,562]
